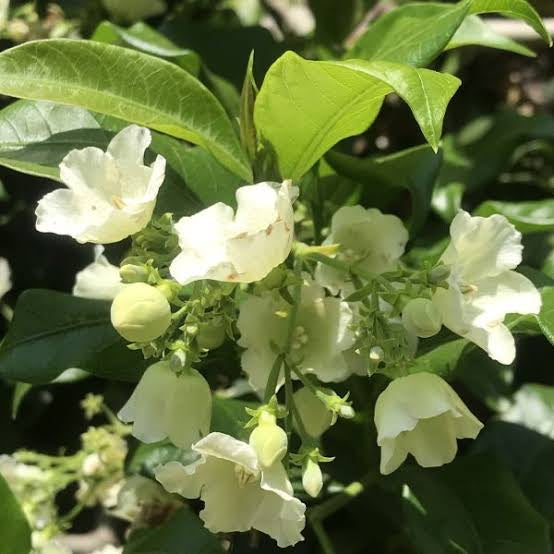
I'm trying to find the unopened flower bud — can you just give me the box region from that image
[111,283,171,343]
[294,387,333,438]
[402,298,442,338]
[339,404,355,419]
[302,458,323,498]
[249,412,288,468]
[197,319,226,350]
[119,264,149,283]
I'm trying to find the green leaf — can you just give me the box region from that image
[445,15,535,57]
[537,287,554,346]
[240,51,258,164]
[347,0,550,66]
[0,474,32,554]
[91,21,201,75]
[11,382,32,420]
[309,0,368,46]
[211,397,257,440]
[124,507,225,554]
[128,441,198,478]
[400,455,552,554]
[469,0,552,46]
[0,39,252,181]
[254,51,459,180]
[476,199,554,234]
[325,144,442,234]
[347,2,470,66]
[0,290,147,384]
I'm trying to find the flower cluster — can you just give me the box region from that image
[32,125,541,547]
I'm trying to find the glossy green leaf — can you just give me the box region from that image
[476,199,554,233]
[240,51,258,164]
[0,39,252,181]
[124,507,225,554]
[0,290,147,384]
[401,455,552,554]
[469,0,552,45]
[347,0,549,66]
[445,15,535,57]
[0,474,32,554]
[91,21,201,75]
[347,2,470,66]
[255,51,459,179]
[325,145,442,234]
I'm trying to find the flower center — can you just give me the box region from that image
[234,464,257,487]
[291,325,309,350]
[460,283,478,296]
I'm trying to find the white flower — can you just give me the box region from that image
[170,181,297,285]
[375,372,483,475]
[73,246,124,301]
[433,211,541,364]
[91,546,123,554]
[39,541,73,554]
[36,125,165,244]
[402,297,442,338]
[118,362,211,448]
[237,277,355,391]
[102,0,167,23]
[0,257,11,299]
[155,432,305,547]
[315,206,408,294]
[293,387,333,438]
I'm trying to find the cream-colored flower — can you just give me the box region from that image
[0,257,11,299]
[315,206,408,294]
[293,387,333,438]
[36,125,165,244]
[375,372,483,475]
[402,297,442,338]
[433,211,541,364]
[155,432,305,547]
[73,246,124,301]
[170,181,296,285]
[237,277,355,391]
[118,362,211,448]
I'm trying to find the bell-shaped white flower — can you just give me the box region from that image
[0,257,11,300]
[402,297,442,338]
[375,372,483,475]
[237,277,355,391]
[433,211,541,364]
[155,432,305,547]
[118,362,211,448]
[170,181,297,285]
[293,387,333,438]
[73,246,124,301]
[36,125,165,244]
[315,206,408,294]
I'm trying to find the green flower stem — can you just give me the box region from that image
[284,360,311,444]
[290,363,318,394]
[311,519,335,554]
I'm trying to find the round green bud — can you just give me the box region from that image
[119,264,149,283]
[111,283,171,343]
[249,413,288,468]
[302,458,323,498]
[197,319,226,350]
[402,297,442,338]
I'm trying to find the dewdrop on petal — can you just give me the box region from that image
[402,298,442,338]
[111,283,171,343]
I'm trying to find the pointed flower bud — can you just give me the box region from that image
[302,457,323,498]
[249,412,288,468]
[119,264,149,283]
[402,298,442,338]
[196,318,226,350]
[111,283,171,343]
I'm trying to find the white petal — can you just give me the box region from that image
[36,189,111,243]
[118,363,176,443]
[193,432,259,474]
[165,369,212,448]
[73,252,123,301]
[470,270,542,327]
[442,211,523,280]
[154,458,206,499]
[260,462,294,499]
[170,204,235,284]
[199,458,261,533]
[60,146,119,197]
[107,125,151,166]
[252,488,306,547]
[464,322,516,365]
[0,258,12,299]
[379,438,408,476]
